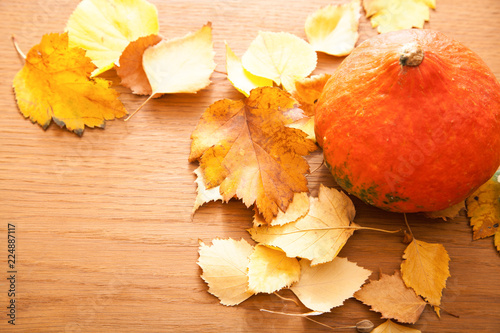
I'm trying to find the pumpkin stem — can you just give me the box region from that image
[399,42,424,67]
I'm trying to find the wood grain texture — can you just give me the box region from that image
[0,0,499,332]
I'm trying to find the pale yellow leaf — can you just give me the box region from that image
[253,192,310,227]
[66,0,159,76]
[247,245,300,294]
[290,258,371,312]
[242,31,317,92]
[288,116,316,142]
[197,238,254,306]
[143,23,216,95]
[193,167,223,212]
[305,0,361,56]
[249,185,356,265]
[363,0,436,34]
[401,239,450,307]
[225,42,273,97]
[372,319,421,333]
[425,201,465,220]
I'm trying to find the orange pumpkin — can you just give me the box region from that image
[315,29,500,213]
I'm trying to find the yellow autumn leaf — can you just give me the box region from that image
[466,171,500,251]
[13,33,127,136]
[363,0,435,34]
[143,23,216,96]
[66,0,159,76]
[225,42,273,97]
[193,167,223,212]
[305,0,361,56]
[425,201,465,221]
[401,239,450,307]
[197,238,254,306]
[290,258,371,312]
[372,320,421,333]
[241,31,317,92]
[248,185,356,266]
[253,192,310,227]
[247,245,300,294]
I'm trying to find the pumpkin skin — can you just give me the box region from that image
[315,29,500,213]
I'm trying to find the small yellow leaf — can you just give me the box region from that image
[197,238,254,306]
[66,0,159,76]
[290,258,371,312]
[247,245,300,294]
[253,192,310,227]
[242,31,317,92]
[13,33,127,136]
[249,185,356,266]
[143,23,216,95]
[363,0,435,34]
[425,201,465,220]
[372,320,421,333]
[466,170,500,243]
[305,0,361,56]
[401,239,450,307]
[193,167,223,212]
[225,42,273,96]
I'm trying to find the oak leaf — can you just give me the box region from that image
[372,320,421,333]
[248,185,356,265]
[305,0,361,56]
[66,0,159,76]
[13,33,127,136]
[225,42,273,97]
[466,170,500,251]
[253,192,310,227]
[116,34,163,95]
[197,238,254,306]
[290,258,371,312]
[354,271,426,324]
[247,245,300,294]
[401,239,450,307]
[241,31,317,92]
[189,87,317,223]
[363,0,435,34]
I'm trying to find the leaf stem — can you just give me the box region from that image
[308,157,325,175]
[11,35,26,60]
[273,292,300,306]
[404,213,414,237]
[125,94,154,121]
[214,69,227,75]
[260,309,355,330]
[259,225,401,235]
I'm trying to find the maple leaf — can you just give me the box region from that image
[355,271,426,324]
[193,167,224,212]
[241,32,317,92]
[116,34,163,95]
[290,258,371,312]
[305,0,361,56]
[363,0,435,34]
[425,201,465,221]
[401,239,450,307]
[13,33,127,136]
[247,245,300,294]
[225,42,273,97]
[248,185,356,265]
[66,0,159,76]
[253,192,310,227]
[189,87,317,223]
[371,319,421,333]
[466,171,500,250]
[197,238,254,306]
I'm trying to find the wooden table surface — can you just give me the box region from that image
[1,0,499,332]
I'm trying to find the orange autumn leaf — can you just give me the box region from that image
[189,87,317,223]
[116,34,163,95]
[292,74,332,117]
[13,33,127,136]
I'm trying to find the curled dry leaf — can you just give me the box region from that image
[354,271,426,324]
[401,239,450,307]
[66,0,159,76]
[116,34,163,95]
[247,245,300,294]
[189,87,317,223]
[290,258,371,312]
[249,185,356,266]
[363,0,436,34]
[371,319,421,333]
[425,201,465,220]
[305,0,361,56]
[13,33,127,136]
[197,238,254,306]
[466,170,500,251]
[225,42,273,96]
[242,31,317,92]
[253,192,310,227]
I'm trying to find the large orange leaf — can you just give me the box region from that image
[13,33,127,136]
[189,87,317,223]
